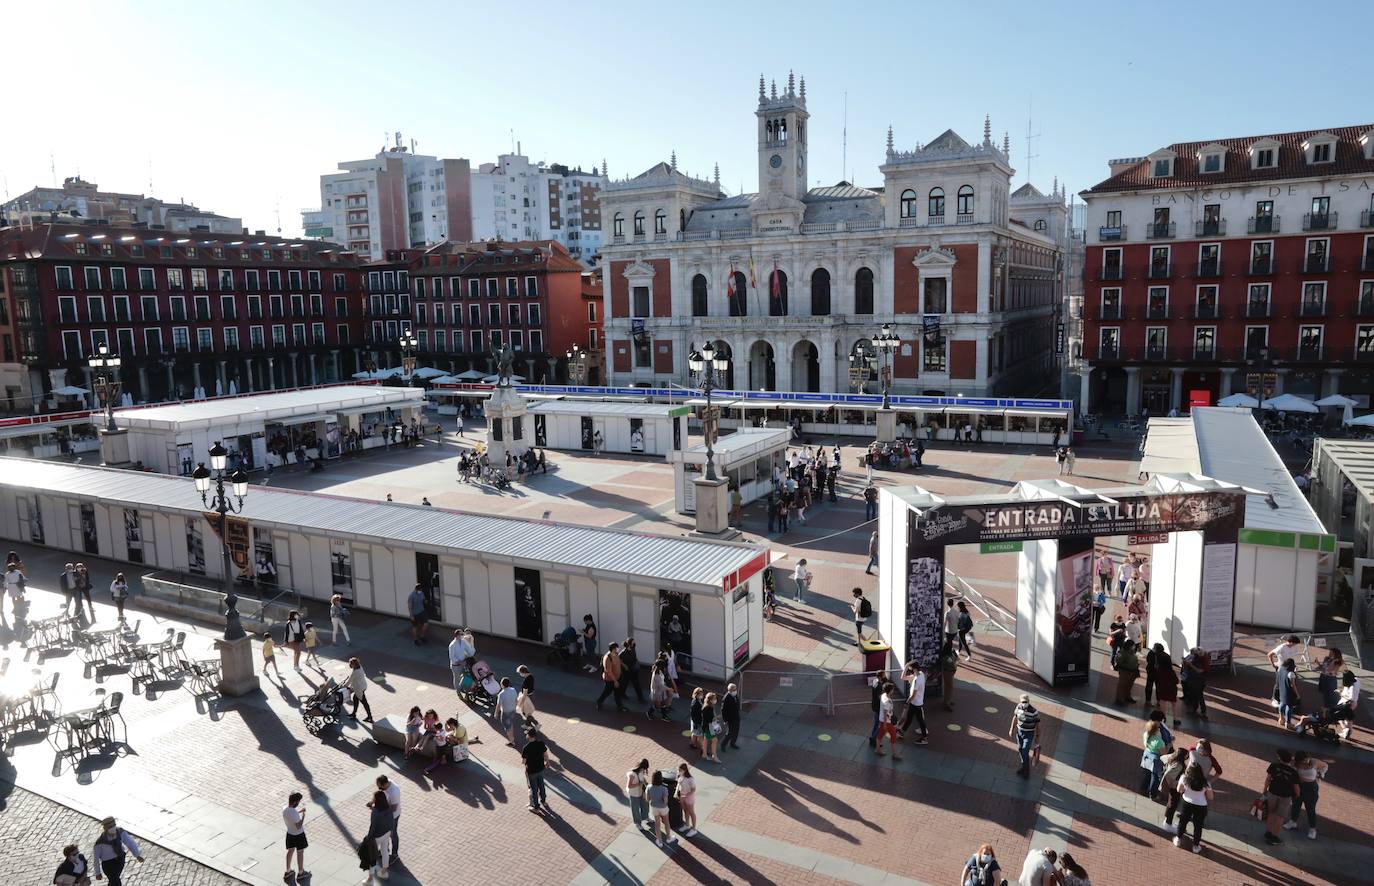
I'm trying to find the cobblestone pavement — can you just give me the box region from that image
[1,435,1370,885]
[0,781,241,885]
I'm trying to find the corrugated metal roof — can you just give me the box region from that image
[1315,439,1374,502]
[0,458,764,592]
[527,401,689,418]
[116,386,423,429]
[1143,408,1324,534]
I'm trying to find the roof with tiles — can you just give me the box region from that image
[0,222,357,265]
[408,239,585,276]
[1085,124,1374,193]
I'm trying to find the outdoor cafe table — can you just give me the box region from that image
[60,706,109,759]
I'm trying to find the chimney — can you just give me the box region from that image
[1108,157,1145,178]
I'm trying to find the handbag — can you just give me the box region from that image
[709,719,723,736]
[1249,797,1268,820]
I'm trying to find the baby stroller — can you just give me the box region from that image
[458,660,501,710]
[547,625,580,670]
[299,677,345,734]
[1294,706,1349,745]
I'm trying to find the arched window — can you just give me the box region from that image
[691,274,708,317]
[768,269,789,317]
[810,268,831,316]
[854,267,874,314]
[612,213,624,237]
[900,189,917,219]
[957,185,974,216]
[632,211,645,236]
[728,271,748,317]
[928,188,945,219]
[1033,219,1047,232]
[654,209,667,235]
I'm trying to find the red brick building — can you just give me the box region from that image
[1079,124,1374,414]
[0,221,370,410]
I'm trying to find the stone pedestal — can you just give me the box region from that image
[876,409,897,443]
[215,635,260,696]
[692,476,732,536]
[99,428,133,467]
[484,384,531,467]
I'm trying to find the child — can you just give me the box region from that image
[261,631,282,680]
[422,721,450,775]
[303,621,322,669]
[403,706,423,759]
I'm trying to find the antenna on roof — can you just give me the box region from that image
[1024,96,1042,185]
[147,154,155,196]
[50,151,57,187]
[842,91,848,186]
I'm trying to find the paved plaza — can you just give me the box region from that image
[1,428,1370,885]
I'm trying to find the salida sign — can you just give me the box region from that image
[912,491,1244,546]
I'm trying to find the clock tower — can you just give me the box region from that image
[753,72,808,231]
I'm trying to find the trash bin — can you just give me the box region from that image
[860,638,890,673]
[658,769,684,831]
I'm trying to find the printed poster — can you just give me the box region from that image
[124,508,144,564]
[254,534,278,585]
[185,517,206,576]
[80,503,99,555]
[630,418,645,453]
[330,538,353,602]
[1051,536,1094,685]
[660,589,693,672]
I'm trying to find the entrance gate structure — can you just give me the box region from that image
[876,475,1257,688]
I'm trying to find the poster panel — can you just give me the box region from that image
[254,533,278,585]
[330,539,353,602]
[580,416,594,450]
[176,442,195,476]
[905,510,946,685]
[534,414,547,447]
[732,585,750,668]
[514,567,543,642]
[325,421,341,459]
[659,589,693,672]
[28,497,45,544]
[1052,536,1094,684]
[80,504,99,555]
[185,517,206,576]
[1199,521,1240,668]
[124,508,144,564]
[672,417,682,451]
[630,418,645,453]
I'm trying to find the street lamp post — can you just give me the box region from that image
[566,346,587,385]
[88,344,122,431]
[848,346,875,395]
[872,323,901,410]
[192,442,258,696]
[688,341,730,482]
[399,332,418,382]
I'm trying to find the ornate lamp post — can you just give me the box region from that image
[872,323,901,410]
[88,344,122,431]
[688,341,730,482]
[848,345,875,394]
[399,332,418,381]
[192,442,250,642]
[566,346,587,385]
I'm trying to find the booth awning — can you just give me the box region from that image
[941,406,1006,417]
[272,412,332,427]
[335,405,392,418]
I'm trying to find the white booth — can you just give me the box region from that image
[1141,408,1334,632]
[113,385,424,474]
[528,400,690,456]
[0,457,770,679]
[667,428,790,515]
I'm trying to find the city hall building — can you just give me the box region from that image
[598,74,1068,397]
[1079,124,1374,415]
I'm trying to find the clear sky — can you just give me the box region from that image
[6,1,1372,237]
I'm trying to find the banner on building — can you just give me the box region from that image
[204,512,253,581]
[905,510,947,691]
[1052,536,1094,684]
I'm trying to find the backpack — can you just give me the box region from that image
[858,597,873,619]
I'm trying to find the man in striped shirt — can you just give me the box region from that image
[1009,694,1041,778]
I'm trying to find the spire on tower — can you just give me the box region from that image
[1003,132,1010,155]
[799,76,806,100]
[787,70,795,96]
[983,114,992,145]
[601,159,608,177]
[758,74,765,102]
[713,162,720,187]
[886,125,894,154]
[670,150,677,171]
[770,80,777,100]
[1053,175,1059,196]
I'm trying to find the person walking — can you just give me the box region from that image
[792,559,811,603]
[302,622,322,670]
[516,664,537,730]
[282,791,309,882]
[595,642,626,711]
[863,483,878,521]
[1262,748,1301,845]
[448,628,476,693]
[364,791,392,881]
[689,687,705,754]
[1158,748,1189,833]
[722,683,741,750]
[1181,647,1211,720]
[675,762,699,836]
[1063,448,1076,476]
[1276,658,1301,730]
[897,666,929,744]
[875,681,903,759]
[405,584,429,646]
[943,598,960,647]
[646,770,675,848]
[329,593,351,646]
[1106,613,1126,668]
[52,843,91,886]
[867,670,888,749]
[1283,750,1328,840]
[1152,645,1180,726]
[1173,763,1213,853]
[619,638,646,704]
[852,587,872,645]
[939,639,959,710]
[648,661,671,720]
[109,573,129,623]
[92,817,144,886]
[1095,550,1114,595]
[493,677,520,746]
[956,601,974,660]
[1143,642,1166,708]
[1018,847,1057,886]
[865,531,879,575]
[1138,713,1174,799]
[1092,584,1107,634]
[1010,694,1041,777]
[701,692,722,762]
[1114,639,1140,705]
[626,759,650,830]
[58,562,78,616]
[521,727,551,812]
[284,611,306,672]
[75,563,95,621]
[1115,558,1133,600]
[346,657,374,722]
[261,631,283,681]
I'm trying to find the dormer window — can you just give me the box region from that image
[1255,149,1275,167]
[1197,143,1226,174]
[1361,130,1374,161]
[1303,133,1337,165]
[1249,138,1280,170]
[1148,149,1176,179]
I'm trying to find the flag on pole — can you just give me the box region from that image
[748,255,757,289]
[726,263,737,300]
[770,261,780,299]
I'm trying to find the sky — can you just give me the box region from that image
[6,1,1373,237]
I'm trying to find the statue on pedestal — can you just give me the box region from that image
[492,344,516,388]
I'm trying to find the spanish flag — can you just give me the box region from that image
[748,254,757,289]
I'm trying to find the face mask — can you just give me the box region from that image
[979,854,991,864]
[105,828,116,837]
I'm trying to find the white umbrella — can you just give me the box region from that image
[351,370,373,380]
[1217,393,1258,408]
[1347,413,1374,427]
[411,366,447,379]
[1260,393,1319,413]
[481,374,524,384]
[1315,394,1357,407]
[454,369,487,380]
[52,385,89,396]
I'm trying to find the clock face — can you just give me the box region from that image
[769,154,782,169]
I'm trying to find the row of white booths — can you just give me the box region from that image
[0,457,769,680]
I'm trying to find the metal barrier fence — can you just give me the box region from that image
[947,570,1016,637]
[140,570,305,628]
[736,668,832,712]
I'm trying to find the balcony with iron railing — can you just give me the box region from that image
[1192,344,1222,361]
[1247,216,1279,234]
[1144,344,1168,361]
[1146,221,1176,239]
[1362,210,1374,228]
[1304,255,1329,274]
[1249,256,1275,275]
[1246,301,1271,318]
[1299,299,1327,318]
[1098,305,1122,321]
[1303,212,1336,231]
[1146,303,1171,320]
[1098,225,1125,241]
[1148,261,1172,279]
[1296,343,1325,361]
[1196,259,1223,278]
[1101,265,1124,281]
[1352,346,1374,362]
[1195,219,1227,237]
[1192,304,1218,320]
[1243,344,1271,361]
[1359,295,1374,317]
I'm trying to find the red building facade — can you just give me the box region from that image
[1080,125,1374,414]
